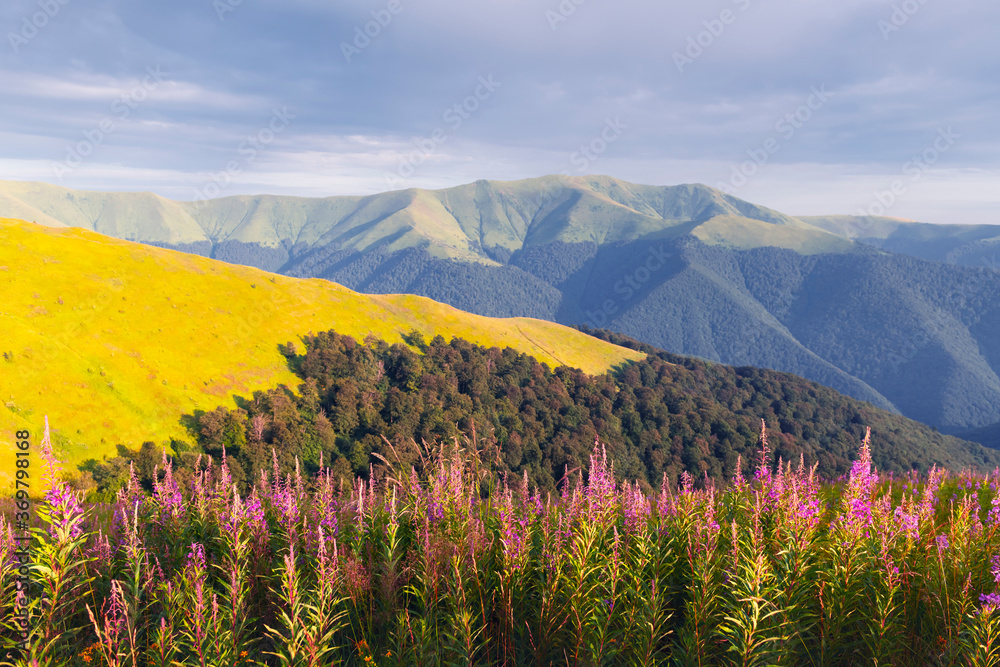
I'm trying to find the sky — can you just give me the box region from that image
[1,0,997,224]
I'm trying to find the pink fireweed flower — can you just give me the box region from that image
[38,416,61,491]
[314,466,341,537]
[184,543,210,659]
[86,578,126,653]
[270,473,301,539]
[622,481,651,534]
[780,455,823,525]
[224,486,266,539]
[918,465,944,524]
[733,454,747,491]
[755,420,772,486]
[693,488,721,555]
[958,492,984,537]
[657,472,677,519]
[316,524,339,595]
[35,418,86,541]
[565,476,586,524]
[679,471,694,495]
[152,452,184,524]
[765,456,786,510]
[989,493,1000,529]
[187,542,207,573]
[586,441,617,519]
[497,486,530,570]
[217,445,233,502]
[838,428,879,539]
[295,457,307,503]
[541,510,571,571]
[45,483,85,541]
[981,593,1000,612]
[893,505,920,540]
[528,486,545,518]
[935,534,950,556]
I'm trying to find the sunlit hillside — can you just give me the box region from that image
[0,218,642,489]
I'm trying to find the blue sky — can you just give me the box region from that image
[1,0,997,223]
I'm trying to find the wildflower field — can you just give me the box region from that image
[4,423,1000,666]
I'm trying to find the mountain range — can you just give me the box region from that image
[4,215,999,496]
[3,175,999,446]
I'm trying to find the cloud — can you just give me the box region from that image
[0,0,996,223]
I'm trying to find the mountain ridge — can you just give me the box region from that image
[0,176,854,261]
[5,177,1000,444]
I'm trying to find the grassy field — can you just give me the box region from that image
[0,218,642,489]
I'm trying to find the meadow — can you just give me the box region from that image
[0,217,641,488]
[4,421,1000,665]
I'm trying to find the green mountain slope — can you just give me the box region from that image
[4,177,999,444]
[0,217,643,491]
[802,215,1000,268]
[0,176,853,262]
[89,327,1000,503]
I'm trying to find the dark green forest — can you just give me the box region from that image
[273,235,1000,438]
[82,329,1000,500]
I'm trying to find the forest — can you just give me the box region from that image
[80,329,998,502]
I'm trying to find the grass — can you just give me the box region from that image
[0,176,838,263]
[4,424,1000,664]
[0,218,642,489]
[691,215,856,255]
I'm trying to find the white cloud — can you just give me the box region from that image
[0,0,996,224]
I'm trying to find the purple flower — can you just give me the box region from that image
[839,428,879,538]
[187,542,207,572]
[497,486,530,569]
[88,529,114,569]
[989,494,1000,528]
[935,534,950,555]
[224,488,267,538]
[586,441,617,518]
[981,593,1000,611]
[893,506,919,540]
[622,481,651,534]
[45,483,84,540]
[152,453,184,523]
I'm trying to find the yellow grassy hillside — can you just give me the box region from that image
[0,218,642,490]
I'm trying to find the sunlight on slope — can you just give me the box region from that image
[0,218,643,490]
[692,215,856,254]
